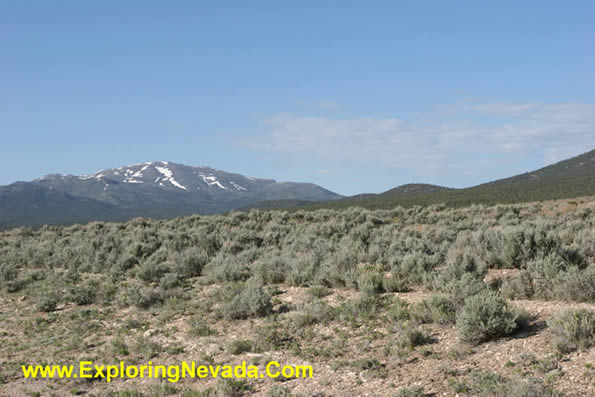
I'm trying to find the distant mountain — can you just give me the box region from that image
[347,183,452,201]
[0,161,341,227]
[3,149,593,227]
[381,183,453,197]
[240,184,451,211]
[263,149,595,211]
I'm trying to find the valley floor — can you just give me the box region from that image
[1,283,593,397]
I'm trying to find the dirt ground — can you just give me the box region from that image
[1,284,593,397]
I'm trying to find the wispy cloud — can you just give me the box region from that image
[236,103,595,178]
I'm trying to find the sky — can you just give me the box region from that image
[1,1,594,195]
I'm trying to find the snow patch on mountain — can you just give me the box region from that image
[199,174,228,190]
[155,166,187,190]
[230,181,247,191]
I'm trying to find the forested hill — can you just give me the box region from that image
[266,148,595,211]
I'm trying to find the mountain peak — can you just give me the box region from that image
[1,162,341,226]
[76,161,228,192]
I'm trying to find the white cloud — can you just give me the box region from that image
[236,103,595,178]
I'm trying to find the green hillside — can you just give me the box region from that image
[286,149,595,211]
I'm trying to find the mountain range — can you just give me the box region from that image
[0,162,341,227]
[1,149,594,227]
[274,148,595,211]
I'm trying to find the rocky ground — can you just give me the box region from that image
[1,283,593,397]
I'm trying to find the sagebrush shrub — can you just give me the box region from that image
[253,253,289,284]
[456,290,527,344]
[286,250,321,287]
[6,278,29,293]
[336,295,384,323]
[501,255,595,302]
[187,316,216,337]
[122,284,163,309]
[547,308,595,353]
[226,339,254,355]
[207,255,252,283]
[500,270,534,300]
[290,299,335,330]
[68,279,98,305]
[388,298,411,322]
[36,292,59,312]
[411,295,457,324]
[255,320,295,351]
[552,265,595,302]
[432,273,488,310]
[382,272,410,293]
[174,247,208,278]
[357,269,384,295]
[307,285,332,298]
[159,272,181,290]
[223,280,273,320]
[394,385,427,397]
[136,259,170,283]
[267,385,292,397]
[462,371,564,397]
[394,322,434,348]
[217,378,252,396]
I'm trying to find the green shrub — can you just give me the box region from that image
[159,272,181,290]
[111,337,130,356]
[382,273,410,292]
[552,265,595,302]
[501,257,595,302]
[255,320,295,351]
[208,256,252,283]
[175,247,208,278]
[395,323,435,348]
[307,285,332,298]
[456,290,528,344]
[0,262,18,282]
[227,339,254,355]
[462,371,564,397]
[394,385,428,397]
[6,278,29,293]
[68,279,99,305]
[502,376,564,397]
[433,273,488,309]
[267,385,292,397]
[217,378,252,396]
[136,256,170,283]
[350,357,388,378]
[357,269,385,295]
[134,336,162,359]
[36,292,59,312]
[336,295,384,323]
[394,253,435,284]
[187,316,216,337]
[388,298,411,322]
[123,285,164,309]
[500,270,534,300]
[466,370,507,395]
[253,254,289,284]
[223,281,273,320]
[286,251,321,287]
[411,295,457,324]
[547,308,595,353]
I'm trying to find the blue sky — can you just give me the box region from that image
[1,1,594,195]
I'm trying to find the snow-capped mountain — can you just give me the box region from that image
[0,162,342,227]
[37,161,277,195]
